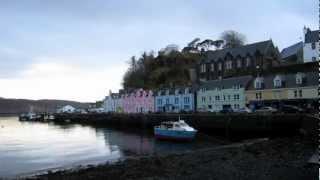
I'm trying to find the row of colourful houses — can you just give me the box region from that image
[103,71,317,113]
[104,30,318,113]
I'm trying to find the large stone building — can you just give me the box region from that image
[197,76,252,112]
[198,40,280,81]
[246,71,318,110]
[303,27,319,63]
[155,87,195,113]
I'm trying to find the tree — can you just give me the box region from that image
[220,30,246,48]
[187,38,201,48]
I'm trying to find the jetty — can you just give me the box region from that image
[46,113,317,139]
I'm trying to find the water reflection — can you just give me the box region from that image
[0,117,120,178]
[0,116,219,178]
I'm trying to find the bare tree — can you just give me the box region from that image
[220,30,246,48]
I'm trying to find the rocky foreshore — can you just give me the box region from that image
[25,136,317,180]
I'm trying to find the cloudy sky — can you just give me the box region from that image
[0,0,317,102]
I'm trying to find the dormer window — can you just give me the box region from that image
[210,63,214,72]
[225,61,232,70]
[200,64,206,73]
[246,57,251,67]
[296,73,306,85]
[254,77,264,89]
[273,75,284,88]
[184,88,189,94]
[175,89,179,95]
[237,59,242,68]
[218,62,222,71]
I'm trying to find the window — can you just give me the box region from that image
[158,99,162,105]
[201,97,206,103]
[218,62,222,70]
[233,85,240,89]
[274,80,281,87]
[225,61,232,70]
[200,64,206,73]
[166,98,169,104]
[209,96,212,102]
[296,76,302,85]
[228,95,231,100]
[237,59,242,68]
[233,104,239,109]
[210,63,214,72]
[184,97,190,104]
[274,75,283,88]
[175,97,179,104]
[299,90,303,97]
[294,90,297,98]
[234,94,240,100]
[215,96,220,101]
[223,95,226,101]
[312,57,317,62]
[254,77,264,89]
[246,57,251,67]
[311,42,316,49]
[208,105,212,109]
[256,92,262,100]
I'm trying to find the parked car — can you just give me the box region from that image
[236,107,253,113]
[255,106,278,113]
[280,105,305,113]
[220,108,234,114]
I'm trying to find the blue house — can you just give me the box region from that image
[155,87,195,113]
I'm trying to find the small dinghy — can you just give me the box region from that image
[154,117,197,141]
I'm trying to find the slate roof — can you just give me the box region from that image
[247,71,318,90]
[305,30,319,43]
[281,42,303,59]
[201,40,274,63]
[199,75,253,90]
[155,87,193,96]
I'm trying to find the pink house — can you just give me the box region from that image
[121,89,154,113]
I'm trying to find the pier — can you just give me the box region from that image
[49,113,316,139]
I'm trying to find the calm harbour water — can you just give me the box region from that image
[0,116,219,178]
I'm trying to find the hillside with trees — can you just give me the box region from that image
[0,98,89,114]
[122,30,246,90]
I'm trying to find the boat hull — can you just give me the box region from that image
[154,128,197,141]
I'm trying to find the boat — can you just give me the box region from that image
[19,112,37,121]
[154,117,197,141]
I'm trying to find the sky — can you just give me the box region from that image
[0,0,317,102]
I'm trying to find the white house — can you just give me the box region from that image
[57,105,76,113]
[303,26,319,63]
[103,90,123,113]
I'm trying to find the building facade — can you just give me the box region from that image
[122,89,154,113]
[197,76,252,112]
[303,27,319,63]
[103,91,123,113]
[198,40,280,82]
[155,87,194,113]
[246,71,318,109]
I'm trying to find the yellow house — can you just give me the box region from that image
[246,72,318,108]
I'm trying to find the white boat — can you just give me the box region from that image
[19,112,37,121]
[154,117,197,141]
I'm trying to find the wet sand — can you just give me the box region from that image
[26,136,317,180]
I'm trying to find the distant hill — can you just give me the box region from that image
[0,98,90,114]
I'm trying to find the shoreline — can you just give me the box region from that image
[27,136,317,180]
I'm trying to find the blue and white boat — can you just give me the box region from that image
[154,118,197,141]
